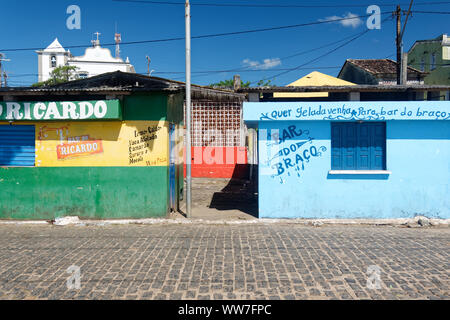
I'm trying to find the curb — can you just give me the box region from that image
[0,216,448,227]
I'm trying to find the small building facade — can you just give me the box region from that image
[186,97,248,179]
[242,86,450,219]
[338,59,426,86]
[0,72,184,220]
[408,34,450,100]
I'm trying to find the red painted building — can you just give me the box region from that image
[184,90,248,179]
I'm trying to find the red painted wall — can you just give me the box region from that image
[184,147,248,178]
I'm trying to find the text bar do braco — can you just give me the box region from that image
[0,100,121,121]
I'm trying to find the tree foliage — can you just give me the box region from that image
[209,78,275,89]
[209,79,250,89]
[33,66,80,87]
[255,79,274,87]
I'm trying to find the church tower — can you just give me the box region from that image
[36,38,69,82]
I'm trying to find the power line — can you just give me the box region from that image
[4,9,449,53]
[0,12,391,52]
[6,21,392,83]
[171,27,397,80]
[113,0,450,8]
[254,15,393,84]
[7,67,342,79]
[411,10,450,14]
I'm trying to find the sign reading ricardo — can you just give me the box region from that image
[0,100,121,121]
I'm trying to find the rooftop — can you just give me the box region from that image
[342,59,426,76]
[237,84,450,93]
[0,71,245,102]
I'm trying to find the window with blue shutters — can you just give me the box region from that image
[331,122,386,171]
[0,125,35,167]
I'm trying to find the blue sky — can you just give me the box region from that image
[1,0,449,87]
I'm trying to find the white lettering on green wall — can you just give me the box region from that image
[0,100,121,121]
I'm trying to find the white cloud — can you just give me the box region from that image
[320,12,363,28]
[242,58,281,70]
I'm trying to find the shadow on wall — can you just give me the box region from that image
[208,164,259,218]
[327,173,390,180]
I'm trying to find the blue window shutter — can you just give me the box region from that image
[357,124,371,170]
[331,122,386,171]
[343,123,357,170]
[331,123,342,170]
[0,125,35,167]
[371,123,386,170]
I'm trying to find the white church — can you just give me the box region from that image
[37,33,135,82]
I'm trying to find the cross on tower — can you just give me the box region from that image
[92,32,101,47]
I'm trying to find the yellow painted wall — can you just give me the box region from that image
[0,121,169,167]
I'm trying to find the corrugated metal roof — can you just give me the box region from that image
[0,71,246,102]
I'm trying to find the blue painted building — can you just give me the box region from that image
[244,101,450,219]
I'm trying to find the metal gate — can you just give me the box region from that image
[0,125,35,167]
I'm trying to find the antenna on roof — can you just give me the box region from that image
[115,29,122,59]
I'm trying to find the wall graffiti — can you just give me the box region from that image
[32,121,169,167]
[128,125,162,165]
[57,138,103,160]
[38,126,104,161]
[264,125,327,183]
[244,102,450,122]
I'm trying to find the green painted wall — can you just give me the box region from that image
[123,94,168,121]
[408,36,450,100]
[0,92,185,220]
[167,93,185,124]
[0,167,169,220]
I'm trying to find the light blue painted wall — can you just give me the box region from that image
[244,101,450,121]
[258,120,450,219]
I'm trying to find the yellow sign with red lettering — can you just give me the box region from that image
[56,139,104,160]
[32,121,169,167]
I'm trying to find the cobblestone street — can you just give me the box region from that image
[0,224,448,300]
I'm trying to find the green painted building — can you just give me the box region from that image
[0,72,185,220]
[408,34,450,100]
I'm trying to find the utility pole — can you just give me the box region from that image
[395,1,414,85]
[146,56,151,76]
[185,0,192,218]
[3,72,7,87]
[396,5,402,85]
[0,53,11,88]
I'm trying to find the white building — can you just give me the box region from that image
[37,34,135,82]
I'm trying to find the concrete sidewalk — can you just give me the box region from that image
[174,178,258,221]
